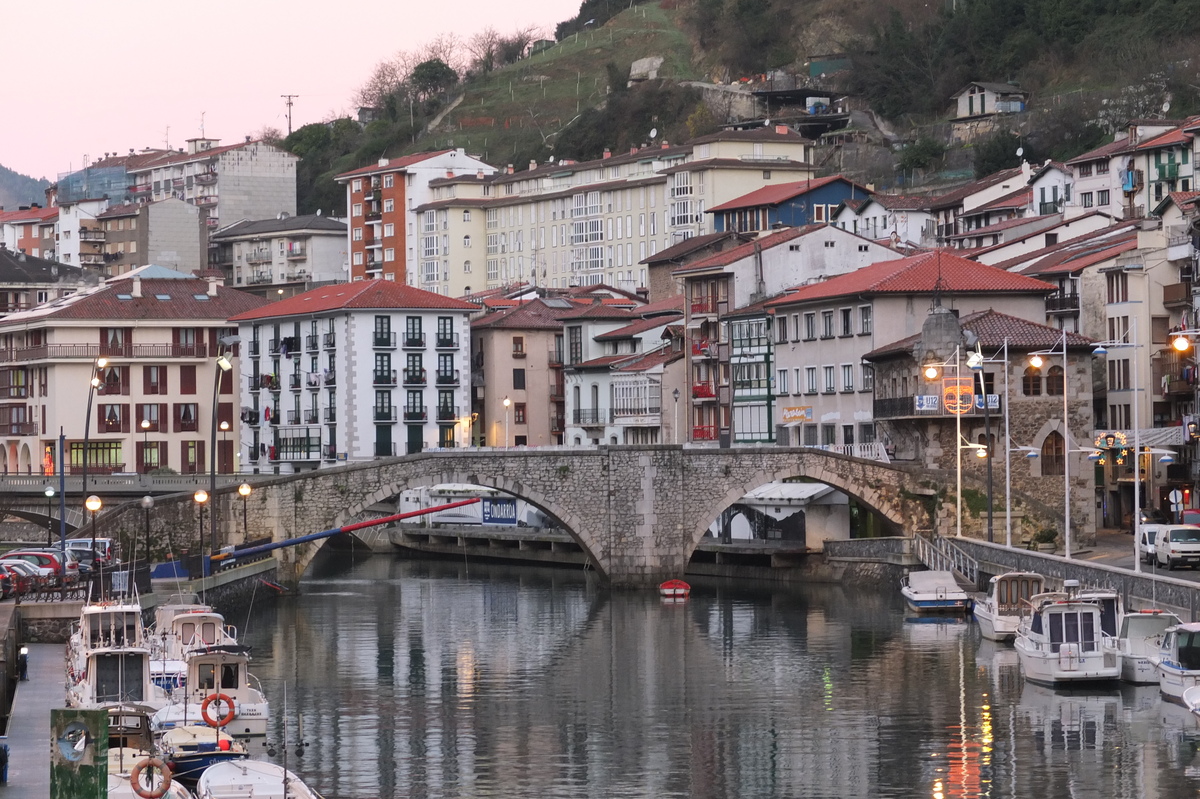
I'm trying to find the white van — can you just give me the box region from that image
[65,538,118,565]
[1154,525,1200,570]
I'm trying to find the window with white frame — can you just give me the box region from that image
[841,364,854,391]
[777,369,789,394]
[383,174,394,188]
[383,199,394,213]
[823,365,835,392]
[352,227,362,241]
[384,249,395,262]
[862,364,874,391]
[352,179,362,192]
[859,306,872,335]
[352,203,362,217]
[805,367,817,393]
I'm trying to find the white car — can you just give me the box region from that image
[0,557,53,584]
[1155,525,1200,570]
[1140,527,1159,564]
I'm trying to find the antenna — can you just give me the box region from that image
[281,94,299,136]
[200,111,206,138]
[164,126,170,151]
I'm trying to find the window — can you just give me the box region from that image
[352,179,362,192]
[1047,365,1065,396]
[821,311,834,339]
[352,227,363,242]
[512,368,526,389]
[1107,359,1130,391]
[514,403,526,424]
[1078,163,1093,177]
[804,313,816,341]
[840,308,853,336]
[1097,189,1110,206]
[463,210,471,221]
[1022,366,1042,396]
[823,365,835,393]
[463,235,471,248]
[814,205,826,223]
[352,203,362,216]
[1041,431,1065,475]
[384,248,395,262]
[383,223,394,237]
[803,424,818,446]
[777,369,789,394]
[805,367,817,393]
[821,424,836,445]
[1080,192,1094,208]
[383,199,394,213]
[1106,271,1128,304]
[841,364,854,392]
[775,316,789,343]
[512,336,525,355]
[383,174,394,188]
[859,306,872,335]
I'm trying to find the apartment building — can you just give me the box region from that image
[230,280,476,471]
[412,126,817,297]
[210,213,347,297]
[0,248,97,316]
[0,265,265,476]
[92,199,206,276]
[334,149,496,285]
[0,206,58,259]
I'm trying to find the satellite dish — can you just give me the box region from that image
[649,128,658,140]
[1016,146,1024,157]
[1163,101,1172,113]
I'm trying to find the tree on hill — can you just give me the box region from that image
[551,81,714,162]
[411,59,458,102]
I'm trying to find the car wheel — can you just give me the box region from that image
[1168,559,1176,570]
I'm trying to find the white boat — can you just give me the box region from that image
[195,760,324,799]
[1013,580,1121,686]
[973,572,1044,641]
[106,705,196,798]
[900,570,971,613]
[150,601,239,693]
[108,772,195,799]
[153,645,270,738]
[1116,609,1181,684]
[1155,622,1200,704]
[159,724,248,787]
[68,600,150,684]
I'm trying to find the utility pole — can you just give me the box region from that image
[281,94,299,135]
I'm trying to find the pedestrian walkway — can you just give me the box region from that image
[2,643,59,794]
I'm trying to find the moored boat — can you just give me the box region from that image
[1013,580,1121,687]
[159,725,248,788]
[900,570,971,614]
[973,572,1044,641]
[153,645,270,738]
[195,760,324,799]
[1116,608,1181,684]
[1155,621,1200,704]
[658,579,690,599]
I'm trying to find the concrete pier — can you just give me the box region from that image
[1,643,58,795]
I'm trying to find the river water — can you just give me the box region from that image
[235,556,1200,798]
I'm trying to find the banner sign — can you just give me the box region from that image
[482,497,518,525]
[781,406,813,423]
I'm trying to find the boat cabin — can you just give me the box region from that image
[79,605,145,650]
[1163,623,1200,671]
[1024,593,1103,654]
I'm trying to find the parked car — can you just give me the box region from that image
[4,550,77,585]
[1131,508,1170,532]
[65,538,119,566]
[1180,509,1200,526]
[0,570,10,599]
[1140,527,1159,565]
[0,561,37,593]
[0,557,53,587]
[1155,525,1200,570]
[23,547,84,582]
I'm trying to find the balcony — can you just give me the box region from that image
[1158,163,1180,182]
[5,422,37,436]
[195,172,217,186]
[195,195,218,207]
[1164,376,1193,395]
[614,405,662,422]
[872,394,1002,419]
[1038,201,1063,215]
[403,334,426,349]
[573,408,610,426]
[373,405,397,423]
[303,410,319,424]
[323,332,336,349]
[550,413,565,433]
[364,211,382,223]
[289,373,302,390]
[404,405,427,421]
[1045,293,1080,314]
[246,249,273,264]
[286,245,307,259]
[691,339,715,358]
[435,334,459,350]
[692,382,716,399]
[324,444,338,460]
[373,331,397,349]
[246,273,273,285]
[177,418,198,432]
[79,253,105,266]
[79,229,105,242]
[304,335,319,352]
[324,407,337,423]
[205,218,220,229]
[548,347,563,367]
[0,385,28,399]
[255,375,280,391]
[550,383,565,401]
[690,296,719,315]
[286,410,302,425]
[692,425,718,441]
[1164,282,1193,308]
[243,410,260,426]
[171,177,185,188]
[323,372,336,386]
[402,368,427,386]
[436,405,458,421]
[373,369,398,387]
[435,369,459,385]
[131,184,151,196]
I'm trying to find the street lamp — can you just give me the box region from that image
[139,496,154,566]
[42,485,55,546]
[85,494,102,593]
[1092,318,1144,572]
[672,387,681,445]
[1028,329,1073,558]
[922,345,965,538]
[194,489,209,562]
[502,396,511,449]
[238,483,252,540]
[140,418,151,474]
[81,357,108,497]
[210,336,239,554]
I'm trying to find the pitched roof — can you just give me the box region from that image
[656,158,814,175]
[1133,127,1192,151]
[924,167,1025,210]
[1151,191,1200,216]
[211,214,346,239]
[571,354,632,369]
[1017,234,1139,276]
[765,250,1054,307]
[631,294,685,316]
[612,344,684,373]
[641,231,751,266]
[953,81,1029,97]
[594,312,683,340]
[229,279,477,321]
[687,127,814,145]
[0,249,92,285]
[983,221,1138,271]
[129,140,283,172]
[1066,137,1133,165]
[706,176,869,212]
[95,204,142,219]
[334,150,453,181]
[945,213,1055,240]
[471,298,580,331]
[557,302,636,321]
[865,309,1093,360]
[863,194,930,211]
[673,225,826,274]
[969,187,1032,213]
[0,207,57,224]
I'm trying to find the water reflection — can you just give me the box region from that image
[235,557,1200,798]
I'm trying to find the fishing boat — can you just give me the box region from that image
[150,602,240,693]
[1155,622,1200,703]
[972,572,1044,641]
[68,599,151,684]
[658,579,690,600]
[105,705,195,798]
[153,645,270,738]
[899,570,971,614]
[158,725,248,787]
[1116,609,1181,684]
[1013,580,1121,687]
[194,760,324,799]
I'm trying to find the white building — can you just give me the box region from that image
[210,213,348,296]
[229,279,477,472]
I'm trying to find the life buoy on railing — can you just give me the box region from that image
[130,756,173,799]
[201,692,237,727]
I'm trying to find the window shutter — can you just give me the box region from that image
[173,404,181,433]
[159,404,168,428]
[121,366,131,395]
[180,365,196,395]
[121,404,130,433]
[218,402,233,427]
[197,440,206,472]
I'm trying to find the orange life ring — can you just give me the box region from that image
[201,692,237,727]
[130,756,173,799]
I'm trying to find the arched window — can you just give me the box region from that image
[1023,366,1043,396]
[1041,431,1065,475]
[463,235,471,248]
[1046,365,1064,396]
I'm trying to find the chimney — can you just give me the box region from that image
[775,124,789,135]
[446,170,454,178]
[207,274,221,296]
[603,148,611,159]
[529,160,537,171]
[132,277,142,298]
[378,157,389,167]
[506,164,514,175]
[476,169,484,179]
[630,146,637,155]
[661,140,668,149]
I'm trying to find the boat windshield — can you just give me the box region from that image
[1170,528,1200,542]
[1178,630,1200,670]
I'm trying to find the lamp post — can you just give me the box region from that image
[139,496,154,566]
[81,357,108,497]
[672,388,681,445]
[85,494,102,594]
[43,486,55,546]
[923,345,964,538]
[1029,328,1072,558]
[1094,318,1143,572]
[502,396,511,449]
[210,339,237,554]
[194,489,209,562]
[140,418,151,473]
[238,483,251,540]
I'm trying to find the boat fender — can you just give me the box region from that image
[201,692,238,727]
[130,757,173,799]
[219,738,231,751]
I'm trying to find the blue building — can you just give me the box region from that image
[708,176,872,233]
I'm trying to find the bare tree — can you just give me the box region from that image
[253,126,285,145]
[354,59,404,109]
[467,27,502,73]
[497,25,541,67]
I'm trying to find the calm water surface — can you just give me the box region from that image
[235,557,1200,798]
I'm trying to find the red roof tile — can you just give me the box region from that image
[572,354,631,369]
[612,344,684,373]
[229,279,477,321]
[558,302,636,321]
[1019,236,1138,276]
[673,225,826,274]
[969,188,1032,213]
[866,309,1093,359]
[335,151,453,181]
[472,298,580,330]
[766,250,1054,307]
[1066,137,1134,165]
[707,176,870,213]
[594,312,683,340]
[1134,127,1192,151]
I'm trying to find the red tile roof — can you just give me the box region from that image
[335,151,453,181]
[765,250,1054,307]
[1066,137,1133,165]
[641,231,750,265]
[472,298,582,330]
[594,312,683,340]
[229,279,477,321]
[866,309,1093,359]
[673,225,826,274]
[632,294,685,315]
[612,344,684,373]
[572,354,631,369]
[558,302,636,321]
[707,176,870,213]
[984,222,1138,271]
[1018,235,1138,276]
[0,207,57,224]
[969,187,1031,213]
[1134,127,1192,151]
[924,167,1025,210]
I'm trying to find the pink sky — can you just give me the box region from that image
[1,0,580,179]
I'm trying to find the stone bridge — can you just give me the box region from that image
[91,446,998,586]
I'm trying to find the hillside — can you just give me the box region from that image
[0,164,49,211]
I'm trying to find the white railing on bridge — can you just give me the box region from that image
[0,474,249,494]
[911,533,977,585]
[799,442,890,463]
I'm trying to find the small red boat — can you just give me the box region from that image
[658,579,690,599]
